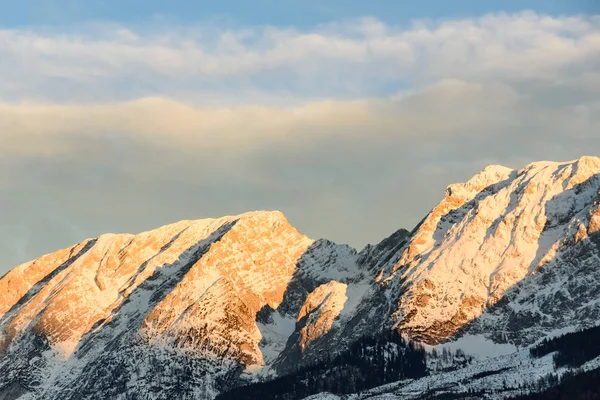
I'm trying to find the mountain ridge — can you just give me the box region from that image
[2,156,600,399]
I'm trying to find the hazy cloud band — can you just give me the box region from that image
[0,11,599,273]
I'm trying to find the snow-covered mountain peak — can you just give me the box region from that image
[515,156,600,189]
[461,164,513,187]
[383,157,600,344]
[0,209,323,397]
[445,164,514,200]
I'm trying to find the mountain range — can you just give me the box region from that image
[2,156,600,399]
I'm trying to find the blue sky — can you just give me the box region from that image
[2,0,598,28]
[0,1,599,273]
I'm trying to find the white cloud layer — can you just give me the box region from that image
[0,12,599,273]
[1,12,599,101]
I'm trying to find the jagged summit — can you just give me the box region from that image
[524,155,600,169]
[445,164,513,198]
[5,210,292,271]
[443,156,600,202]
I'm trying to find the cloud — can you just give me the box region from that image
[1,76,595,157]
[0,12,598,101]
[0,11,599,273]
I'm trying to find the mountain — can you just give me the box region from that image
[230,156,600,400]
[378,156,600,346]
[0,211,373,399]
[1,156,600,400]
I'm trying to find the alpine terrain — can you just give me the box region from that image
[2,156,600,400]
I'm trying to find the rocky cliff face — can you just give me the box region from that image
[2,157,600,399]
[458,158,600,346]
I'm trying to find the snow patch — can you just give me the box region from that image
[257,311,296,367]
[439,334,518,359]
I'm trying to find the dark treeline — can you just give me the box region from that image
[530,325,600,368]
[217,331,427,400]
[511,368,600,400]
